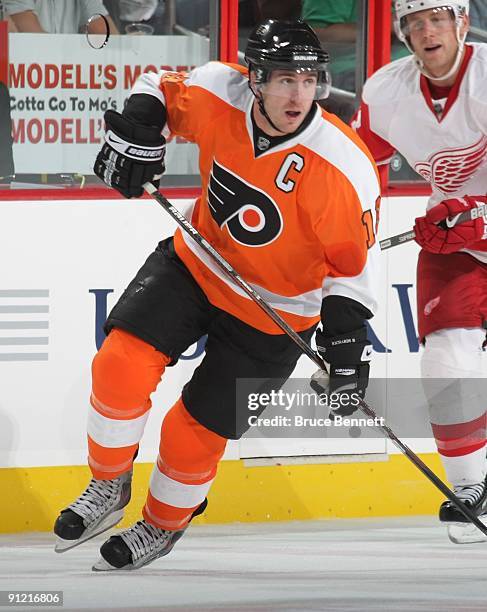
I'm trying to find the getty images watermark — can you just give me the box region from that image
[237,377,487,439]
[246,389,385,429]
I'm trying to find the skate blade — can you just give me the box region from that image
[447,516,487,544]
[54,510,125,553]
[92,543,178,572]
[92,557,129,572]
[92,552,163,572]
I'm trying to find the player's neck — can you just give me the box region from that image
[426,47,466,89]
[428,71,458,89]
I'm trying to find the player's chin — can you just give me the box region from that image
[420,47,447,66]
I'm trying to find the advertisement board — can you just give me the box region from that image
[0,194,463,467]
[8,33,208,174]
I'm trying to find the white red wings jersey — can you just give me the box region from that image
[353,44,487,262]
[132,62,380,334]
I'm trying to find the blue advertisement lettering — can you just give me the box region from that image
[91,284,419,355]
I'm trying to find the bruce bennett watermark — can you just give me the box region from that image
[246,390,385,429]
[247,414,385,428]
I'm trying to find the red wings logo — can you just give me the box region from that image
[415,136,487,194]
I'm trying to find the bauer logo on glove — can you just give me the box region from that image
[94,109,166,198]
[105,130,165,161]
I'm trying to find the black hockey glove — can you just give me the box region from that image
[94,109,166,198]
[311,326,372,418]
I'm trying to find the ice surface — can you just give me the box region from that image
[1,517,487,611]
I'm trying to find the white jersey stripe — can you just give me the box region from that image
[132,64,252,114]
[183,62,251,112]
[307,120,380,219]
[180,228,323,318]
[131,71,167,106]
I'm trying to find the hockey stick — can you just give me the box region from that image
[379,202,487,251]
[143,183,316,363]
[143,182,487,537]
[379,229,415,251]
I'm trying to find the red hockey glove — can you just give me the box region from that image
[414,195,487,254]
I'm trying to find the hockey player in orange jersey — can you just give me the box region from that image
[53,19,380,570]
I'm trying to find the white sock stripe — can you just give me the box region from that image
[87,404,149,448]
[149,464,213,509]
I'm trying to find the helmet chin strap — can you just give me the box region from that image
[248,65,288,134]
[410,27,467,82]
[256,92,286,134]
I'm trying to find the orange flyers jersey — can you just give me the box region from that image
[132,62,381,334]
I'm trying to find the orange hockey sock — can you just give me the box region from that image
[88,328,170,479]
[143,397,227,530]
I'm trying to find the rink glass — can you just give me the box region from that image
[0,0,216,190]
[2,1,468,193]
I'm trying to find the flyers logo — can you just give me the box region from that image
[207,159,283,247]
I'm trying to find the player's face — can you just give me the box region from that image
[405,8,469,78]
[259,70,317,134]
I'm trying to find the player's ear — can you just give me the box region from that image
[461,13,470,37]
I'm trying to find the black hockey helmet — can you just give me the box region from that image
[245,19,331,100]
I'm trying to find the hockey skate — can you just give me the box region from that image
[54,470,132,553]
[439,478,487,544]
[92,498,207,571]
